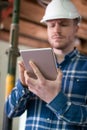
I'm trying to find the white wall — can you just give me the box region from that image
[0,40,33,130]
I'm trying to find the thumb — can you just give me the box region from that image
[56,68,63,82]
[18,61,25,72]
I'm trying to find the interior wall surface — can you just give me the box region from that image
[0,40,32,130]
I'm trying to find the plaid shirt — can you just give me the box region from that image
[5,49,87,130]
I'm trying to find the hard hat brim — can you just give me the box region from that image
[40,14,80,23]
[40,0,80,23]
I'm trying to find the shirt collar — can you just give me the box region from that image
[65,48,79,60]
[56,48,79,66]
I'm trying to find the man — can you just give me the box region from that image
[5,0,87,130]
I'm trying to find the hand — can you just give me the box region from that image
[18,61,27,87]
[24,61,63,103]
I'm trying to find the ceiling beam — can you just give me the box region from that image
[0,30,50,48]
[1,0,87,49]
[71,0,87,19]
[20,0,45,23]
[2,16,48,40]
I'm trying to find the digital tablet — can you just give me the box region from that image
[20,48,57,80]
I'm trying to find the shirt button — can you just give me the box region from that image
[59,66,61,68]
[46,118,51,122]
[16,101,18,104]
[22,90,25,93]
[77,79,79,82]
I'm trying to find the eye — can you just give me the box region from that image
[48,23,55,28]
[60,23,69,27]
[60,21,72,27]
[47,22,56,28]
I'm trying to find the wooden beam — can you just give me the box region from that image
[1,0,87,47]
[76,20,87,39]
[3,17,48,41]
[76,39,87,55]
[71,0,87,18]
[20,0,45,23]
[0,30,50,48]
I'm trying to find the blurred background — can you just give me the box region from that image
[0,0,87,130]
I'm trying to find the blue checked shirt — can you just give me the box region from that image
[5,49,87,130]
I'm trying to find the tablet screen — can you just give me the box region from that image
[20,48,57,80]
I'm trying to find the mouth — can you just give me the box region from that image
[52,35,63,40]
[53,36,64,42]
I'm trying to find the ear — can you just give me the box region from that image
[75,25,79,33]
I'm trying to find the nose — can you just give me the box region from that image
[54,23,61,33]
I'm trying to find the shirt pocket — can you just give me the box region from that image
[73,78,87,94]
[62,77,87,104]
[72,78,87,104]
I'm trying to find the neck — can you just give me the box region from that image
[53,47,74,63]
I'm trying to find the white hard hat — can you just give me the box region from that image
[41,0,80,23]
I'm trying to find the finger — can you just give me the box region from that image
[18,61,25,71]
[57,68,63,81]
[29,60,44,80]
[24,70,37,86]
[18,61,26,86]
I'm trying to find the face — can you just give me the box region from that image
[46,19,78,51]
